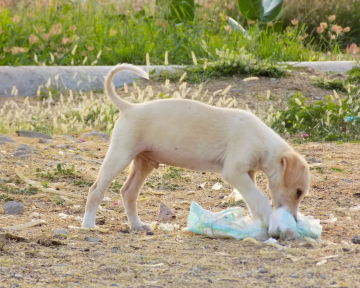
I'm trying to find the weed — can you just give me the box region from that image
[55,163,75,176]
[330,168,344,172]
[110,182,123,193]
[0,183,38,196]
[0,0,338,67]
[270,92,360,142]
[36,168,55,181]
[313,78,347,92]
[73,180,94,187]
[163,167,183,179]
[0,195,15,202]
[223,200,245,207]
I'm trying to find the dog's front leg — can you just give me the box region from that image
[222,167,273,227]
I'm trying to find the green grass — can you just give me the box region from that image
[313,78,347,92]
[270,92,360,142]
[0,0,338,67]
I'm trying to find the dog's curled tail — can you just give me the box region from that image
[105,64,149,111]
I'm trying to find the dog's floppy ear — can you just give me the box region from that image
[281,153,305,188]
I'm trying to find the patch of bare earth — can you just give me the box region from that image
[1,71,359,287]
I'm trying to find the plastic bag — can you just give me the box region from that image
[187,202,322,241]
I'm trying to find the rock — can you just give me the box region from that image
[14,273,23,279]
[55,144,74,149]
[87,160,103,165]
[12,144,33,158]
[16,130,52,139]
[157,202,176,222]
[0,135,15,143]
[307,157,321,163]
[3,201,25,215]
[38,138,52,144]
[85,237,101,243]
[84,131,109,140]
[63,135,82,143]
[53,228,70,236]
[257,269,268,274]
[352,235,360,244]
[73,154,84,161]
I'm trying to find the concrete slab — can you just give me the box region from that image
[0,62,358,97]
[0,65,183,97]
[286,61,358,73]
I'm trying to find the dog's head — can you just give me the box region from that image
[268,152,310,220]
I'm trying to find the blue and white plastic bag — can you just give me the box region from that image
[187,202,322,241]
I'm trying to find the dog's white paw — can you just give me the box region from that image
[131,222,153,231]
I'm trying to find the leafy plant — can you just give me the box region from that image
[237,0,283,22]
[163,167,183,179]
[55,163,75,176]
[170,0,196,22]
[270,93,360,141]
[312,78,347,92]
[182,43,287,83]
[0,183,38,196]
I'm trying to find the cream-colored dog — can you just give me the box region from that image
[82,64,311,236]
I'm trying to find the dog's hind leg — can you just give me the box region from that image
[82,145,133,228]
[120,154,154,231]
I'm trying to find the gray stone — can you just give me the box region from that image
[157,202,176,222]
[16,130,52,139]
[12,144,32,158]
[3,201,25,215]
[63,135,82,143]
[87,160,103,165]
[84,131,109,140]
[307,157,321,163]
[53,228,70,236]
[352,235,360,244]
[85,237,101,243]
[39,138,52,144]
[55,144,74,149]
[0,135,15,143]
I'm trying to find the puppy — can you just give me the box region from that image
[82,64,310,235]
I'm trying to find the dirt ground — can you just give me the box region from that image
[1,70,360,287]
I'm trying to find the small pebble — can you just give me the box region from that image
[352,235,360,244]
[85,237,101,243]
[3,201,25,215]
[53,228,70,235]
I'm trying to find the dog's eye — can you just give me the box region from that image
[296,189,302,199]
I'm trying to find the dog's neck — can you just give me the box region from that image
[261,129,292,178]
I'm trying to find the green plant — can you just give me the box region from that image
[312,78,347,92]
[55,163,75,176]
[36,168,55,181]
[0,183,38,196]
[181,43,287,83]
[270,93,360,141]
[238,0,283,22]
[163,167,183,179]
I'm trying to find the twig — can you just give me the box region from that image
[1,220,46,231]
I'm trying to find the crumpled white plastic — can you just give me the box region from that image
[187,202,322,241]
